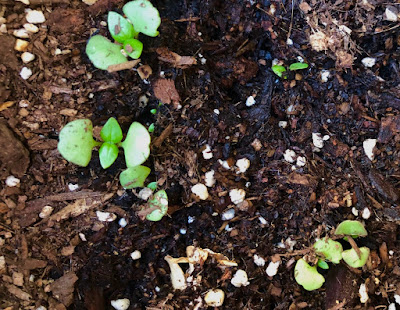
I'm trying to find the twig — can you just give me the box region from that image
[347,236,362,259]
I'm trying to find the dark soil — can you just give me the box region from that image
[0,0,400,309]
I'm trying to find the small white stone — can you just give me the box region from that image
[191,183,209,200]
[200,57,207,65]
[100,21,107,27]
[278,121,288,128]
[259,216,267,225]
[15,39,29,52]
[245,95,256,107]
[266,260,280,277]
[214,109,220,115]
[352,207,359,216]
[54,48,62,55]
[205,170,216,187]
[231,269,250,287]
[394,294,400,304]
[272,58,280,66]
[202,144,213,160]
[312,133,324,148]
[6,175,20,187]
[39,206,54,218]
[21,52,35,64]
[23,23,39,33]
[296,156,306,167]
[204,289,225,307]
[320,70,330,83]
[359,283,368,303]
[363,138,377,161]
[13,29,30,38]
[388,303,396,310]
[155,286,161,292]
[389,250,394,256]
[79,233,87,242]
[0,24,7,33]
[229,189,246,205]
[118,218,128,227]
[17,0,30,4]
[236,158,250,173]
[286,38,293,45]
[384,7,398,22]
[362,208,371,220]
[218,159,231,169]
[20,67,32,80]
[96,211,117,222]
[221,208,235,221]
[188,216,195,224]
[296,56,304,63]
[68,183,79,191]
[361,57,376,68]
[26,10,46,24]
[269,3,276,15]
[179,228,187,235]
[283,149,296,163]
[323,135,330,141]
[253,254,266,267]
[111,298,130,310]
[130,250,141,260]
[138,187,153,201]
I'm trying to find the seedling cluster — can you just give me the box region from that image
[294,220,370,291]
[58,118,168,221]
[86,0,161,70]
[272,62,309,79]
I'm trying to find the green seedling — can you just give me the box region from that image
[272,62,309,78]
[289,62,309,71]
[120,121,151,167]
[342,247,370,268]
[294,259,325,291]
[147,182,158,191]
[334,220,368,238]
[317,259,329,270]
[313,238,343,264]
[272,65,287,78]
[139,189,168,221]
[148,123,155,133]
[86,0,161,70]
[120,165,151,189]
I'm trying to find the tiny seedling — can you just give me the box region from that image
[294,258,325,291]
[313,238,343,264]
[86,0,161,70]
[342,247,370,268]
[334,220,368,238]
[272,62,309,78]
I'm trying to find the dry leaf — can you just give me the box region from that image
[49,272,78,306]
[156,47,197,69]
[137,65,152,80]
[153,79,181,106]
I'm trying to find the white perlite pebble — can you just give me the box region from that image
[312,133,324,148]
[68,183,79,191]
[259,216,267,225]
[352,207,359,216]
[296,156,306,167]
[15,39,29,52]
[13,29,30,38]
[111,298,130,310]
[253,254,266,267]
[36,306,47,310]
[26,10,46,24]
[231,269,250,287]
[138,187,153,201]
[96,211,117,222]
[0,24,7,33]
[21,52,35,63]
[359,283,369,303]
[245,95,256,107]
[20,67,32,80]
[6,175,20,187]
[204,289,225,307]
[221,208,235,221]
[202,144,213,159]
[362,208,371,220]
[388,303,396,310]
[229,188,246,205]
[191,183,209,200]
[363,138,377,161]
[39,206,53,218]
[236,158,250,173]
[283,149,296,163]
[266,260,280,277]
[23,23,39,33]
[384,7,398,22]
[320,70,330,83]
[286,38,293,46]
[361,57,376,68]
[205,170,216,187]
[118,218,127,227]
[130,250,141,260]
[278,121,288,128]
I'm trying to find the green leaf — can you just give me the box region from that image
[123,0,161,37]
[148,123,155,133]
[272,65,287,78]
[150,109,157,114]
[123,38,143,59]
[121,122,151,167]
[294,258,325,291]
[120,165,151,189]
[100,117,123,143]
[86,35,127,70]
[342,247,370,268]
[108,11,137,43]
[313,238,343,264]
[334,220,368,238]
[289,62,309,71]
[147,182,157,191]
[317,259,329,270]
[146,190,168,221]
[58,119,97,167]
[99,142,119,169]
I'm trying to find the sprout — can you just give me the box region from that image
[294,258,325,291]
[120,122,151,167]
[342,247,370,268]
[272,65,287,78]
[120,165,151,189]
[334,220,368,238]
[289,62,309,71]
[86,35,128,70]
[123,0,161,37]
[313,238,343,264]
[145,190,168,221]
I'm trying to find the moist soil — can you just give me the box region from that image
[0,0,400,309]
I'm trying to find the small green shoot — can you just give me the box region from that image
[120,122,151,167]
[294,259,325,291]
[313,238,343,264]
[334,220,368,238]
[342,247,370,268]
[120,165,151,189]
[150,109,157,114]
[272,65,286,78]
[147,182,157,191]
[123,0,161,37]
[108,11,137,43]
[289,62,309,71]
[317,259,329,270]
[123,38,143,59]
[145,190,168,221]
[148,123,155,133]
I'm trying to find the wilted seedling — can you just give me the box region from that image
[294,258,325,291]
[342,247,370,268]
[334,220,368,238]
[140,189,168,221]
[86,0,161,70]
[313,238,343,264]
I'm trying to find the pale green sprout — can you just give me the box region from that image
[334,220,368,238]
[123,0,161,37]
[120,165,151,189]
[294,259,325,291]
[121,122,151,167]
[289,62,309,71]
[145,190,168,221]
[86,35,128,70]
[342,247,370,268]
[313,238,343,264]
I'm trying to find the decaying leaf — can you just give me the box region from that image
[49,272,78,306]
[156,47,197,69]
[137,64,152,80]
[153,79,181,107]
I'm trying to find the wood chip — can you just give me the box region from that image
[107,59,140,73]
[153,79,181,106]
[49,272,78,306]
[6,284,32,301]
[156,47,197,69]
[0,101,15,112]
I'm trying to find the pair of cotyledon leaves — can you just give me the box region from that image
[86,0,161,70]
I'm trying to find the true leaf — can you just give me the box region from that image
[99,142,119,169]
[313,238,343,264]
[100,117,123,143]
[272,65,287,78]
[121,122,151,167]
[294,258,325,291]
[289,62,309,71]
[334,220,368,238]
[108,11,137,43]
[147,182,157,191]
[146,190,168,221]
[58,119,97,167]
[86,35,127,70]
[317,259,329,270]
[342,247,370,268]
[123,0,161,37]
[123,38,143,59]
[120,165,151,189]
